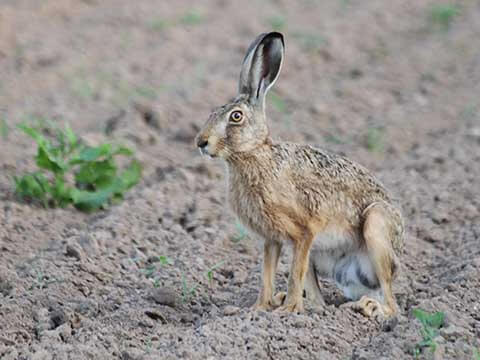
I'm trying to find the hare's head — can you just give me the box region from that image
[195,32,284,159]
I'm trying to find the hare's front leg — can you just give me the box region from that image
[253,239,283,311]
[276,236,313,313]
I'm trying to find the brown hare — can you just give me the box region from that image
[195,32,404,320]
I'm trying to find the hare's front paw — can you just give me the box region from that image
[252,301,272,312]
[274,299,304,313]
[252,292,286,311]
[272,292,286,307]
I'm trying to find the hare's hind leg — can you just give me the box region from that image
[339,203,400,321]
[304,258,325,307]
[360,203,399,319]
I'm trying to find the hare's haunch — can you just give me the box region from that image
[196,32,404,318]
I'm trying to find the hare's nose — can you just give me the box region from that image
[197,138,208,149]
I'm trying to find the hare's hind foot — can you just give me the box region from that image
[341,295,398,330]
[341,295,385,319]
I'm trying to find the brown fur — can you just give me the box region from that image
[195,32,405,316]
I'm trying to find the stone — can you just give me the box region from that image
[65,244,83,261]
[440,325,465,341]
[223,305,240,316]
[149,287,177,307]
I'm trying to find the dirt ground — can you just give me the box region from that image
[1,0,479,359]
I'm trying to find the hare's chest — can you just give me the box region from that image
[227,178,291,241]
[228,182,266,231]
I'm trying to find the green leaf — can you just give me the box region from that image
[18,124,48,146]
[51,176,73,207]
[75,159,117,187]
[427,312,445,329]
[413,309,445,329]
[0,117,9,140]
[71,186,116,211]
[35,146,64,173]
[143,264,156,278]
[112,146,134,156]
[64,123,77,147]
[366,127,384,152]
[158,255,174,266]
[118,160,141,190]
[205,260,225,285]
[77,144,113,162]
[430,4,460,31]
[413,308,429,325]
[232,221,248,242]
[179,9,204,26]
[18,124,65,172]
[268,91,287,113]
[14,172,50,206]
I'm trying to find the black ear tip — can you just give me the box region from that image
[266,32,284,44]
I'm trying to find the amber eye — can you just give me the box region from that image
[229,110,243,123]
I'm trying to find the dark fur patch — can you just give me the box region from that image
[391,259,398,276]
[355,260,379,290]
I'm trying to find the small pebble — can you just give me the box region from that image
[223,305,240,316]
[149,288,177,307]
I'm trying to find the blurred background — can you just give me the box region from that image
[1,0,479,174]
[1,1,479,359]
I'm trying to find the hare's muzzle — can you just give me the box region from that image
[195,135,210,156]
[197,139,208,154]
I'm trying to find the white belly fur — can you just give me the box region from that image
[310,226,380,301]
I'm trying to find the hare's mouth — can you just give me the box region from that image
[199,147,217,158]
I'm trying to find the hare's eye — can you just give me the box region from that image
[229,110,243,123]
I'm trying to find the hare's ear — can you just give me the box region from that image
[238,32,284,107]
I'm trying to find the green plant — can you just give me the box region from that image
[142,264,157,278]
[205,260,225,286]
[148,18,170,32]
[324,132,346,145]
[141,255,173,278]
[71,76,96,100]
[413,308,445,357]
[460,104,478,122]
[142,255,174,287]
[14,123,141,211]
[430,4,460,31]
[179,9,204,26]
[133,86,158,100]
[268,91,287,113]
[0,116,8,139]
[292,31,326,52]
[267,15,287,31]
[181,272,198,303]
[157,255,174,266]
[365,126,384,152]
[231,220,248,242]
[473,348,480,360]
[28,269,59,290]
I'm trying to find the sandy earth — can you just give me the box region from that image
[0,0,479,359]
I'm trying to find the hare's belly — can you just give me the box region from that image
[310,228,381,301]
[332,252,381,300]
[310,227,358,276]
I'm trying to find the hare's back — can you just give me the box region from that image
[272,143,392,212]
